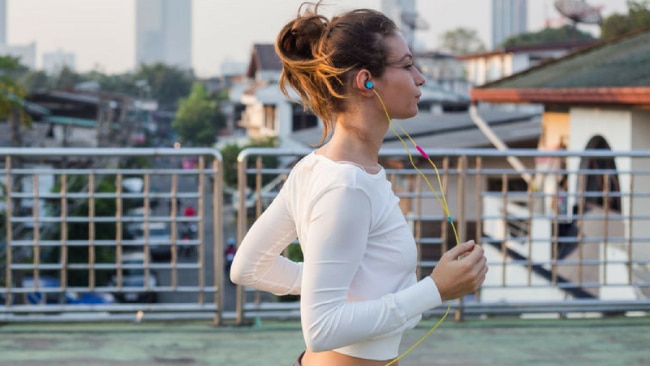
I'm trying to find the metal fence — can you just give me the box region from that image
[3,147,649,325]
[235,148,650,323]
[1,148,224,323]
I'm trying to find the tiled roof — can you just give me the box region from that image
[246,44,282,78]
[289,109,541,149]
[476,28,650,89]
[458,40,595,60]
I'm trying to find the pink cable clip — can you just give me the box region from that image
[415,145,429,160]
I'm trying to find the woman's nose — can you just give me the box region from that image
[415,69,425,86]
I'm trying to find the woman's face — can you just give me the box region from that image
[374,33,425,120]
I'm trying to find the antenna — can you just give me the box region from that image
[554,0,603,25]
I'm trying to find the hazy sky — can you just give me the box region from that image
[7,0,628,77]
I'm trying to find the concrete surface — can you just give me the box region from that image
[1,315,649,365]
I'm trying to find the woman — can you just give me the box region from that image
[230,3,488,365]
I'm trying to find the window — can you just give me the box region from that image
[292,103,317,132]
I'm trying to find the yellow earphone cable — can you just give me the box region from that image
[371,88,459,366]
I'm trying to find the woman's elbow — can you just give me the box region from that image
[303,322,342,352]
[229,257,250,286]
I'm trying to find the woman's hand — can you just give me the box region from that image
[430,240,488,302]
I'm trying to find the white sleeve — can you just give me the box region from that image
[229,191,302,296]
[301,186,442,352]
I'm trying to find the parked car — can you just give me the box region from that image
[121,177,159,211]
[124,206,147,239]
[22,276,114,305]
[111,251,158,303]
[64,291,115,305]
[133,222,172,260]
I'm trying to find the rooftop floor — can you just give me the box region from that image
[1,315,648,365]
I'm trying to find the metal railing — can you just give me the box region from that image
[1,148,224,324]
[3,147,649,324]
[235,148,650,323]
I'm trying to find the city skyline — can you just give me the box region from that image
[5,0,628,77]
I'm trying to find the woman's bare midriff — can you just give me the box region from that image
[301,349,397,366]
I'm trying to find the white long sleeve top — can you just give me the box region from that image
[230,152,442,360]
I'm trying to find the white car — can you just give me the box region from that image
[111,251,157,303]
[133,222,172,260]
[124,206,147,238]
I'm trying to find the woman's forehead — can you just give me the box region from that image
[384,34,412,62]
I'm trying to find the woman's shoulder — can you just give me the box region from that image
[296,152,382,186]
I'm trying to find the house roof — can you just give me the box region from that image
[289,108,541,149]
[458,40,595,60]
[25,90,131,128]
[471,28,650,105]
[246,44,282,79]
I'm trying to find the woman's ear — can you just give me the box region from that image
[354,69,375,96]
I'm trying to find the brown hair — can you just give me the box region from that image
[275,2,397,144]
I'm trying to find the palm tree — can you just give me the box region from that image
[0,56,32,249]
[0,56,31,148]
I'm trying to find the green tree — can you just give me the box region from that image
[0,56,32,148]
[439,27,486,55]
[219,136,279,190]
[134,63,194,109]
[601,0,650,39]
[501,25,596,48]
[172,83,221,147]
[81,70,139,96]
[19,70,51,93]
[220,142,243,188]
[51,66,81,90]
[44,175,118,287]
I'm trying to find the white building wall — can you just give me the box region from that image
[630,110,650,264]
[476,58,487,85]
[567,108,631,215]
[511,53,529,73]
[568,108,631,151]
[566,107,649,299]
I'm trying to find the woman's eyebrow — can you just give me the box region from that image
[388,53,413,64]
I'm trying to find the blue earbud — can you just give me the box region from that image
[365,81,374,89]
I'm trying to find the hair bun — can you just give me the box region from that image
[279,14,328,61]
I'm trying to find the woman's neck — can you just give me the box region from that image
[318,116,387,169]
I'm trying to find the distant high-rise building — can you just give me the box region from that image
[492,0,527,48]
[0,42,36,69]
[382,0,417,48]
[135,0,192,70]
[43,49,76,75]
[0,0,7,46]
[0,0,37,69]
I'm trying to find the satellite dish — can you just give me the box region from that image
[554,0,603,24]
